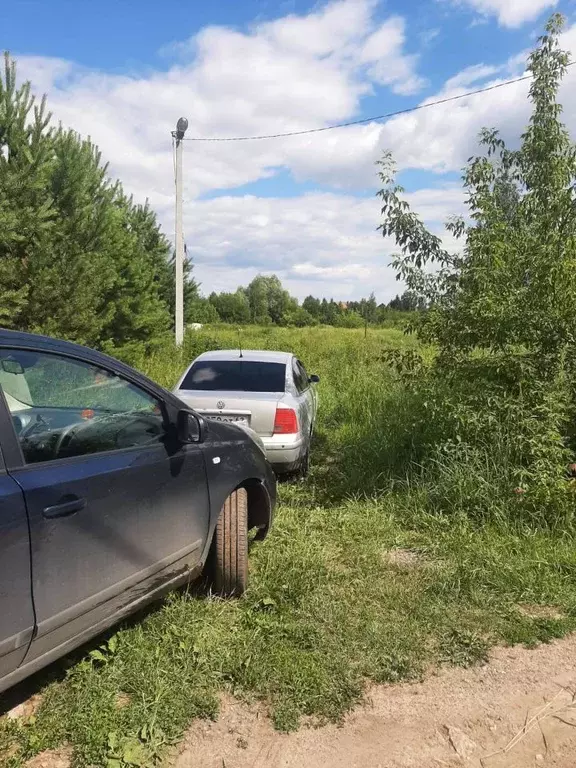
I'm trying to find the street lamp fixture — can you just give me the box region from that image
[175,117,188,142]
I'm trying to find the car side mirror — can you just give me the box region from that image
[1,358,24,375]
[177,409,204,444]
[309,374,320,384]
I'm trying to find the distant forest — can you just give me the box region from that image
[188,274,422,328]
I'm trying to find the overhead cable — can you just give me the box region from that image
[182,67,576,143]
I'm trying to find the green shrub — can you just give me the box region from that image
[377,15,576,531]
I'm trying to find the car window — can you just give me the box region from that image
[181,361,286,393]
[297,360,309,382]
[0,349,165,464]
[292,360,309,394]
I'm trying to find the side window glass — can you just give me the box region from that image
[297,361,309,390]
[0,350,165,465]
[291,360,301,393]
[292,360,307,394]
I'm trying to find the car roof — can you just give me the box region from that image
[193,349,293,364]
[0,328,183,407]
[0,328,101,358]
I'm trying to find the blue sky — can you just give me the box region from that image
[2,0,576,300]
[0,0,548,79]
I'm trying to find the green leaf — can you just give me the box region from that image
[122,739,148,766]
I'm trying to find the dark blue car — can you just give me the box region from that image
[0,330,276,694]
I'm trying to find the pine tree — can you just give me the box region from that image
[100,197,173,356]
[0,53,54,328]
[29,128,118,344]
[0,54,178,357]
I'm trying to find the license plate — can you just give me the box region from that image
[207,415,249,426]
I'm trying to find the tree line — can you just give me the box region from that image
[189,275,420,328]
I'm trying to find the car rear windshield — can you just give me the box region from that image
[180,361,286,392]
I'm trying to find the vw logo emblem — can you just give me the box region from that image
[217,400,225,410]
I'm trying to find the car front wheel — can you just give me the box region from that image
[213,487,248,597]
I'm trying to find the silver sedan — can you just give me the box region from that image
[174,350,319,475]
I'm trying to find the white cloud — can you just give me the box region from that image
[378,72,534,174]
[10,0,576,300]
[184,188,463,301]
[375,24,576,176]
[444,63,499,89]
[16,56,74,93]
[419,28,441,48]
[16,0,423,207]
[359,16,426,95]
[291,263,372,278]
[259,0,375,58]
[449,0,558,28]
[10,0,432,298]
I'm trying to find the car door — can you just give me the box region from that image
[296,359,317,428]
[291,358,313,441]
[0,347,210,663]
[0,404,35,683]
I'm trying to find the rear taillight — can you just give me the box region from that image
[273,407,298,434]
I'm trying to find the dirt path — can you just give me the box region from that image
[171,635,576,768]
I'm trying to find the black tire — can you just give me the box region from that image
[214,487,248,597]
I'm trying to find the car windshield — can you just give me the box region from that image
[181,360,286,392]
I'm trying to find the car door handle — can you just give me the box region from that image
[42,496,87,519]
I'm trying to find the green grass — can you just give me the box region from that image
[2,326,576,767]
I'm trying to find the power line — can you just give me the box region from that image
[183,65,576,142]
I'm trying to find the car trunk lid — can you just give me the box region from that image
[176,390,285,437]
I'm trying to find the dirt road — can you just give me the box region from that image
[172,635,576,768]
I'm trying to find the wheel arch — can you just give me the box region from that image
[240,478,273,541]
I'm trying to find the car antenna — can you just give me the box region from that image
[238,328,243,359]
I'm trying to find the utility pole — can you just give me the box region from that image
[172,117,188,347]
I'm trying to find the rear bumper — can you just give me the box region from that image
[261,434,305,472]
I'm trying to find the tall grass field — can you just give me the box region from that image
[2,326,576,767]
